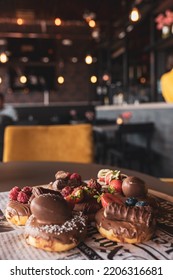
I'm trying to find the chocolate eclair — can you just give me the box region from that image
[95,201,156,244]
[5,186,33,226]
[5,200,31,226]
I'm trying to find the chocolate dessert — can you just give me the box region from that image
[25,193,87,252]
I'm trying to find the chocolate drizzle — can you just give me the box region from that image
[6,200,31,217]
[95,208,155,242]
[32,186,60,197]
[104,202,155,227]
[74,199,101,214]
[25,212,87,244]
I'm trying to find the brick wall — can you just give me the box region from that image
[0,62,97,103]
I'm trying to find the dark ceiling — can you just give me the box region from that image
[0,0,130,22]
[0,0,171,63]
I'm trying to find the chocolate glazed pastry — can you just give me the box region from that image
[5,187,62,226]
[73,199,101,221]
[95,202,156,243]
[25,193,87,252]
[5,201,31,226]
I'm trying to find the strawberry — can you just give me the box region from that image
[65,187,84,204]
[109,179,122,193]
[87,179,101,191]
[83,186,98,199]
[106,170,123,185]
[100,193,123,208]
[61,186,73,197]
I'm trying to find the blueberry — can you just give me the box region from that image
[135,201,149,206]
[125,197,138,206]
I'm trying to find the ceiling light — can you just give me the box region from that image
[102,74,110,81]
[118,31,126,39]
[88,20,96,28]
[126,25,134,32]
[129,7,140,22]
[20,75,27,84]
[17,18,24,25]
[90,76,97,83]
[0,52,8,63]
[162,26,170,38]
[85,55,93,64]
[83,11,96,22]
[62,39,72,46]
[0,39,7,46]
[20,57,29,63]
[71,57,78,63]
[140,77,146,84]
[42,57,49,63]
[54,18,62,26]
[57,76,64,84]
[91,28,100,39]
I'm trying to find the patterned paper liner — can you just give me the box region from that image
[0,190,173,260]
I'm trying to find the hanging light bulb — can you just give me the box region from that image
[57,76,64,84]
[129,7,140,22]
[17,18,24,25]
[54,18,62,26]
[88,20,96,28]
[85,55,93,64]
[20,75,27,84]
[0,52,8,63]
[90,76,97,83]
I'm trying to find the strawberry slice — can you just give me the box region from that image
[65,187,84,204]
[109,179,122,193]
[100,193,123,208]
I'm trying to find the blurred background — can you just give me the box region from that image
[0,0,171,104]
[0,0,173,178]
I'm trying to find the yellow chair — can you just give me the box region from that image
[160,178,173,188]
[3,124,94,163]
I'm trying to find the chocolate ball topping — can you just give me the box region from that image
[30,194,72,225]
[122,176,147,197]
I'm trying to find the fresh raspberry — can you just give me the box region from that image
[61,186,73,197]
[70,173,81,182]
[9,186,21,201]
[22,186,32,194]
[17,191,30,203]
[87,179,101,191]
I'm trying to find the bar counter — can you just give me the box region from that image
[96,102,173,178]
